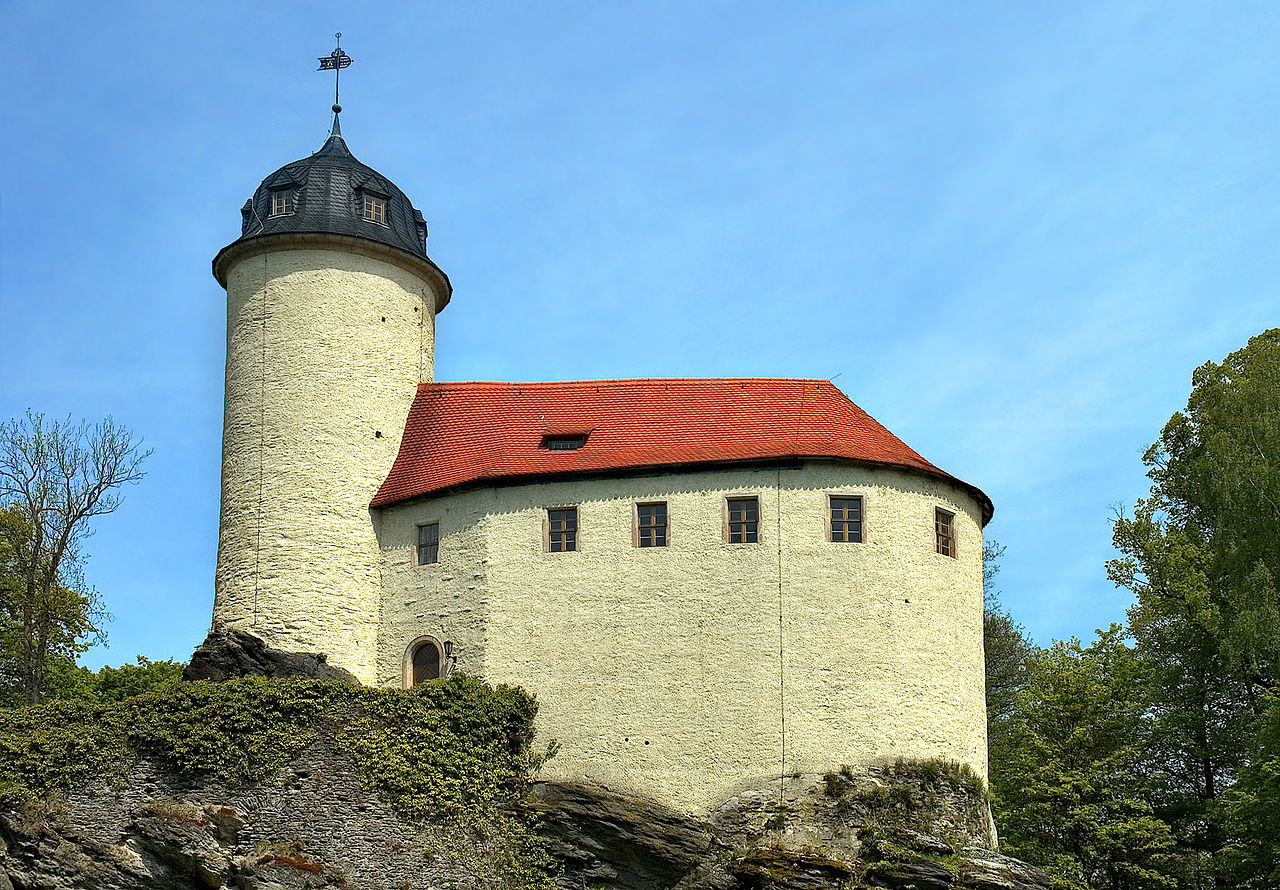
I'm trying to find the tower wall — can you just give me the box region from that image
[215,242,441,682]
[376,461,987,813]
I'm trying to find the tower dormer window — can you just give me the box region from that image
[269,188,296,218]
[361,193,388,226]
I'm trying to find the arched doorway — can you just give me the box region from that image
[404,637,443,687]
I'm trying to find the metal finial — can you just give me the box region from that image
[318,33,353,137]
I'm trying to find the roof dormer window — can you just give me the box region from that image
[361,192,388,226]
[269,188,296,218]
[541,433,587,451]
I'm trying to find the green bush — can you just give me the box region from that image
[0,675,538,814]
[0,674,553,888]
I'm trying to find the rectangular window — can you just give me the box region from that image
[547,507,578,552]
[269,189,295,217]
[726,497,759,544]
[417,522,439,565]
[362,193,387,225]
[829,496,863,542]
[636,502,668,547]
[935,508,955,558]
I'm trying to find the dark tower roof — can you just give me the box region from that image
[219,133,434,266]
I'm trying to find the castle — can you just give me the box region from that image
[209,112,992,815]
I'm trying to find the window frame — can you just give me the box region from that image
[935,507,956,558]
[360,191,389,226]
[634,501,669,548]
[827,494,864,543]
[724,495,761,545]
[268,187,296,218]
[416,521,440,566]
[545,506,579,553]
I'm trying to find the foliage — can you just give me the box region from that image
[0,674,554,888]
[1105,328,1280,885]
[17,654,186,705]
[1108,501,1241,873]
[0,674,534,805]
[983,540,1037,726]
[985,329,1280,887]
[982,538,1040,810]
[0,506,102,706]
[1216,690,1280,887]
[83,656,184,701]
[993,628,1178,890]
[0,413,149,703]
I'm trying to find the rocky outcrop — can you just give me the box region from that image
[0,738,506,890]
[0,759,1050,890]
[527,765,1050,890]
[182,624,360,683]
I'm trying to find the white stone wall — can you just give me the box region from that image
[376,461,987,814]
[215,245,439,682]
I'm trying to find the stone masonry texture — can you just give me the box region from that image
[377,460,987,814]
[214,244,442,682]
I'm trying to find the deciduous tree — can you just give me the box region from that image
[995,628,1178,890]
[1107,328,1280,885]
[0,413,149,704]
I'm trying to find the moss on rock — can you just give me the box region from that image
[0,674,555,890]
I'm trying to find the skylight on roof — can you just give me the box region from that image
[541,434,587,451]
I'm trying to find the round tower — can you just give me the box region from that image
[211,123,450,682]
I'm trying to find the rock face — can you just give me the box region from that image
[0,738,501,890]
[183,624,360,683]
[0,754,1051,890]
[528,764,1051,890]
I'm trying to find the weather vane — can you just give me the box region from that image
[318,33,353,135]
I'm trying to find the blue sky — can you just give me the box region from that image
[1,2,1275,669]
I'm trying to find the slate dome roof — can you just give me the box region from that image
[222,132,431,265]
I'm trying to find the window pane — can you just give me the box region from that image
[418,523,439,564]
[935,509,954,557]
[638,503,667,547]
[549,508,578,552]
[727,498,759,544]
[831,497,863,542]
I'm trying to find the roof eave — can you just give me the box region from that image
[211,230,452,313]
[372,454,995,525]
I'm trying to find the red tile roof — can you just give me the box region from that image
[372,378,991,521]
